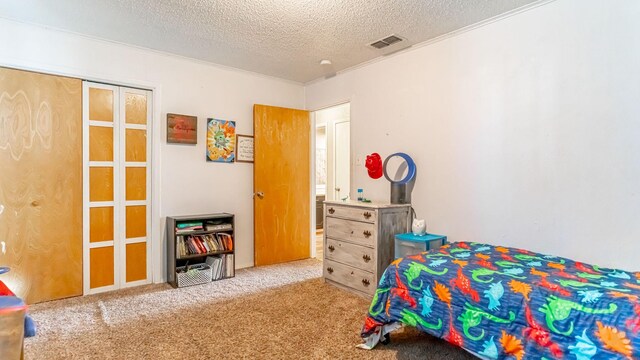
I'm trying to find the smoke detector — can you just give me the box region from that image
[369,34,404,49]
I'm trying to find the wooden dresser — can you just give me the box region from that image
[323,200,411,297]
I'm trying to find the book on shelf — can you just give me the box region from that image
[176,221,203,229]
[217,233,233,251]
[175,222,233,234]
[176,233,234,258]
[226,254,234,277]
[206,254,234,280]
[176,221,204,234]
[205,223,233,232]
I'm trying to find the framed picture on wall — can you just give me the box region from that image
[236,135,254,163]
[206,118,236,162]
[167,113,197,144]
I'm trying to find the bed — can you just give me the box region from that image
[360,242,640,359]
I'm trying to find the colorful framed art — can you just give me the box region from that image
[167,113,197,144]
[206,118,236,162]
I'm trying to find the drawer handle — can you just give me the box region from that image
[363,212,372,219]
[363,230,372,238]
[328,207,335,214]
[362,279,370,287]
[328,245,335,252]
[327,267,334,274]
[362,254,371,263]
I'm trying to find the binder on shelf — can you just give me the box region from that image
[226,254,235,277]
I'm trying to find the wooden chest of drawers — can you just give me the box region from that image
[323,200,411,297]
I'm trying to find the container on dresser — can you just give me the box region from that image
[323,200,411,297]
[166,213,235,288]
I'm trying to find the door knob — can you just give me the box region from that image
[254,191,265,199]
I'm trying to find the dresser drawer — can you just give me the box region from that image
[325,204,376,223]
[325,217,376,248]
[325,238,375,272]
[324,259,375,295]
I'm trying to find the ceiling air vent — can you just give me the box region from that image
[369,34,404,49]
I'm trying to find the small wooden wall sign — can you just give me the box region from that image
[167,113,198,144]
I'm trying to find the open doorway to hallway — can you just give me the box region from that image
[313,103,350,259]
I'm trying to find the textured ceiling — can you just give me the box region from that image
[0,0,541,83]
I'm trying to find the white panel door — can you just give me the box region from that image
[83,82,152,295]
[334,120,350,201]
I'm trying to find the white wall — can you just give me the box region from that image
[0,18,305,279]
[305,0,640,271]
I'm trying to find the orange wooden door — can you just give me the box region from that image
[0,67,83,304]
[254,104,310,266]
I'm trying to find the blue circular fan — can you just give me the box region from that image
[383,152,416,184]
[382,152,416,204]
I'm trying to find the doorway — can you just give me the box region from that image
[313,103,350,259]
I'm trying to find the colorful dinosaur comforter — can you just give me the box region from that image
[361,242,640,359]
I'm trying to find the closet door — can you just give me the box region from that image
[120,88,151,288]
[84,83,120,294]
[0,67,83,304]
[83,83,151,295]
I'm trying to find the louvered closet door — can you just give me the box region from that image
[83,83,152,295]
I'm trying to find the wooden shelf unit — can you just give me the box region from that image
[166,213,235,288]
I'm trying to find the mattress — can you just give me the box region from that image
[361,242,640,359]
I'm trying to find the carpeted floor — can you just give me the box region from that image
[25,259,475,359]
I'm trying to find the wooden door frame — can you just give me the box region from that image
[309,112,318,260]
[308,101,351,260]
[0,62,163,286]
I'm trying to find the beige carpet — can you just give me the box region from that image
[25,259,474,359]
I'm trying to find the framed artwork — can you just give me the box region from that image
[167,113,197,144]
[206,118,236,162]
[236,134,254,163]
